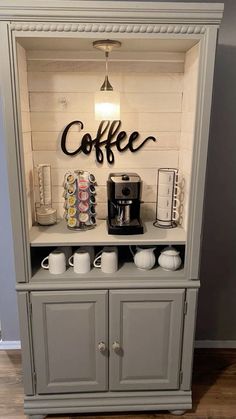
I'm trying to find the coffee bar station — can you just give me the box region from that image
[0,1,223,418]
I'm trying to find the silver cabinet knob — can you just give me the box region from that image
[98,341,106,353]
[112,341,121,352]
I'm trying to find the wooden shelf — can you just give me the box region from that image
[32,263,185,282]
[21,262,197,290]
[30,220,186,247]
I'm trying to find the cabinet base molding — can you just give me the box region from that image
[24,390,192,415]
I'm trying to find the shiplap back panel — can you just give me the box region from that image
[17,44,34,229]
[26,54,188,223]
[179,44,200,230]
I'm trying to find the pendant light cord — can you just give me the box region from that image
[105,51,109,78]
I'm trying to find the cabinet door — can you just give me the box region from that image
[31,290,108,394]
[109,289,185,391]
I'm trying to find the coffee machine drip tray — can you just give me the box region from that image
[107,218,144,235]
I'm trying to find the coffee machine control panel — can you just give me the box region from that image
[115,183,138,199]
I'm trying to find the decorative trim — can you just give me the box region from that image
[24,390,192,414]
[195,340,236,349]
[10,22,206,34]
[0,340,21,349]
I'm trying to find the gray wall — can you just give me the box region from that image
[0,98,20,341]
[0,0,235,341]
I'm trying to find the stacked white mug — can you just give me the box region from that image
[155,168,180,228]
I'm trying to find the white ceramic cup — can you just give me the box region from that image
[68,249,91,274]
[158,196,180,209]
[93,247,118,274]
[41,250,66,275]
[158,170,175,185]
[80,246,95,266]
[57,246,72,267]
[157,206,179,227]
[158,183,180,197]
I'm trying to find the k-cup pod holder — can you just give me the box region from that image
[36,164,57,226]
[63,170,97,230]
[153,168,183,229]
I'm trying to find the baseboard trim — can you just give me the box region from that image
[195,340,236,348]
[0,340,21,349]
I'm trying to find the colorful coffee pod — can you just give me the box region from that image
[88,173,96,183]
[90,195,96,205]
[78,190,89,201]
[68,195,76,206]
[65,173,75,184]
[89,205,96,215]
[89,185,96,194]
[67,217,77,228]
[78,201,89,212]
[68,207,76,217]
[78,212,89,223]
[67,184,76,195]
[78,179,89,190]
[89,216,96,225]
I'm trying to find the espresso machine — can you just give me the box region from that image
[107,173,144,234]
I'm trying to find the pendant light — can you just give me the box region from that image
[93,39,121,121]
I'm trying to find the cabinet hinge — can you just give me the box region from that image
[179,370,183,385]
[184,300,188,315]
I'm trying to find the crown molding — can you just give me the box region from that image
[0,1,224,25]
[10,22,207,34]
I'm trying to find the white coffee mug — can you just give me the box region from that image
[93,247,118,274]
[158,170,175,185]
[80,246,95,266]
[158,183,180,197]
[69,249,91,274]
[158,196,180,209]
[157,206,179,227]
[41,250,66,275]
[57,246,72,267]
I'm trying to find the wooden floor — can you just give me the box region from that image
[0,349,236,419]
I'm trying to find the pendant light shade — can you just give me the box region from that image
[95,90,120,121]
[93,40,121,121]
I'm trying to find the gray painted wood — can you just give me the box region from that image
[185,26,218,280]
[31,290,108,394]
[16,279,200,292]
[0,22,30,283]
[24,389,192,414]
[109,289,185,390]
[180,289,198,391]
[17,292,34,395]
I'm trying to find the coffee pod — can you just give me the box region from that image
[66,173,75,184]
[89,215,96,225]
[88,173,96,183]
[78,201,89,212]
[67,184,76,195]
[67,217,77,228]
[68,196,76,206]
[78,190,89,201]
[90,195,96,205]
[78,179,89,190]
[89,185,96,194]
[89,205,96,215]
[68,207,76,217]
[78,212,89,223]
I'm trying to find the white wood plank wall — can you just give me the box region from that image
[17,44,34,229]
[27,54,184,223]
[179,44,200,230]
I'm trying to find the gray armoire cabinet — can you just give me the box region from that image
[0,1,223,418]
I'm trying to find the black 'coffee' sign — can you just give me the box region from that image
[61,120,157,164]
